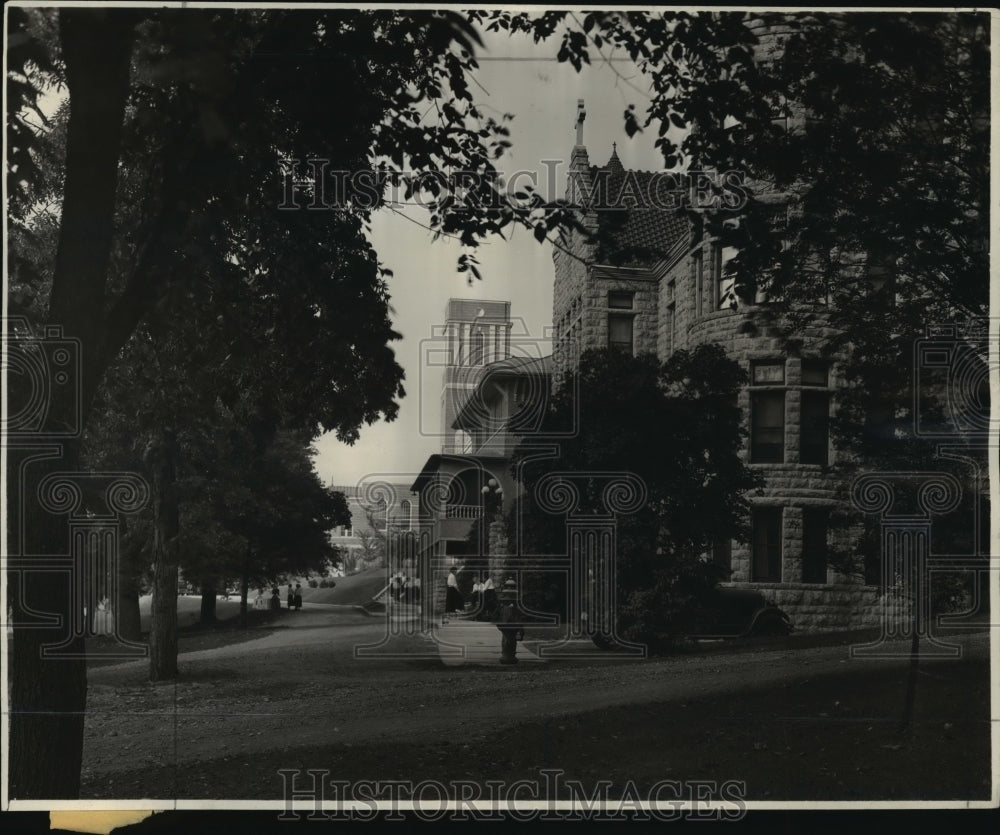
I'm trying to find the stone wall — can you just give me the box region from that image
[751,582,893,632]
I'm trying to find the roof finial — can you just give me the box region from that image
[576,99,586,146]
[607,141,623,172]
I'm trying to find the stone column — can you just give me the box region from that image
[488,518,508,578]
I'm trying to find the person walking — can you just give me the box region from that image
[287,584,294,610]
[445,564,464,615]
[294,583,303,610]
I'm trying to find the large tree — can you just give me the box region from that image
[5,6,526,798]
[510,346,762,652]
[203,426,350,628]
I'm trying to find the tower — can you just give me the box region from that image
[439,299,512,453]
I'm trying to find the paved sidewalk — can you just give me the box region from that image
[435,620,543,666]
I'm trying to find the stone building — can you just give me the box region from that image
[551,101,883,632]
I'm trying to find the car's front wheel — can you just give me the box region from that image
[750,615,789,637]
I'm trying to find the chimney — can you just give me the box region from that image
[575,99,586,146]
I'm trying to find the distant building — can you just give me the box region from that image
[411,300,552,609]
[329,482,418,573]
[440,299,513,454]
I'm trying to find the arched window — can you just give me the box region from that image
[400,500,412,529]
[471,328,485,365]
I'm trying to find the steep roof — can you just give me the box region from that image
[584,149,690,266]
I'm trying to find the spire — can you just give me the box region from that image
[575,99,586,146]
[607,141,623,173]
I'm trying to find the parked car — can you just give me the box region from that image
[684,586,793,639]
[589,586,792,649]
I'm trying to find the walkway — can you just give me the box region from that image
[435,619,543,666]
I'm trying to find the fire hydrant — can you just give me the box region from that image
[495,577,524,664]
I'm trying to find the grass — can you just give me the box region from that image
[80,648,990,801]
[85,607,288,667]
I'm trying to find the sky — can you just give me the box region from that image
[314,19,669,489]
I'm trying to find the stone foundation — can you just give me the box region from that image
[737,582,904,633]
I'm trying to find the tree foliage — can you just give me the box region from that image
[6,4,989,799]
[472,11,987,317]
[510,346,762,651]
[476,8,989,598]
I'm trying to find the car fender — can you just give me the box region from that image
[746,606,792,636]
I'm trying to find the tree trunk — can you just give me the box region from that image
[49,8,137,407]
[116,583,142,643]
[7,8,137,799]
[239,546,251,629]
[8,454,88,800]
[200,585,218,625]
[115,520,144,642]
[149,428,180,681]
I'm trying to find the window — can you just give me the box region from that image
[693,250,704,317]
[770,94,790,134]
[665,279,677,354]
[608,314,634,354]
[751,507,782,582]
[800,361,830,465]
[471,328,485,365]
[801,392,830,465]
[801,508,828,584]
[752,361,785,385]
[608,291,634,309]
[751,392,785,463]
[868,260,896,308]
[714,243,737,310]
[400,500,412,530]
[801,360,828,386]
[750,362,785,464]
[712,539,732,575]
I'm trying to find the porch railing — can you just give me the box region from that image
[443,504,484,520]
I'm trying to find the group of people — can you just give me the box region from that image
[388,571,421,603]
[445,565,498,621]
[262,584,304,611]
